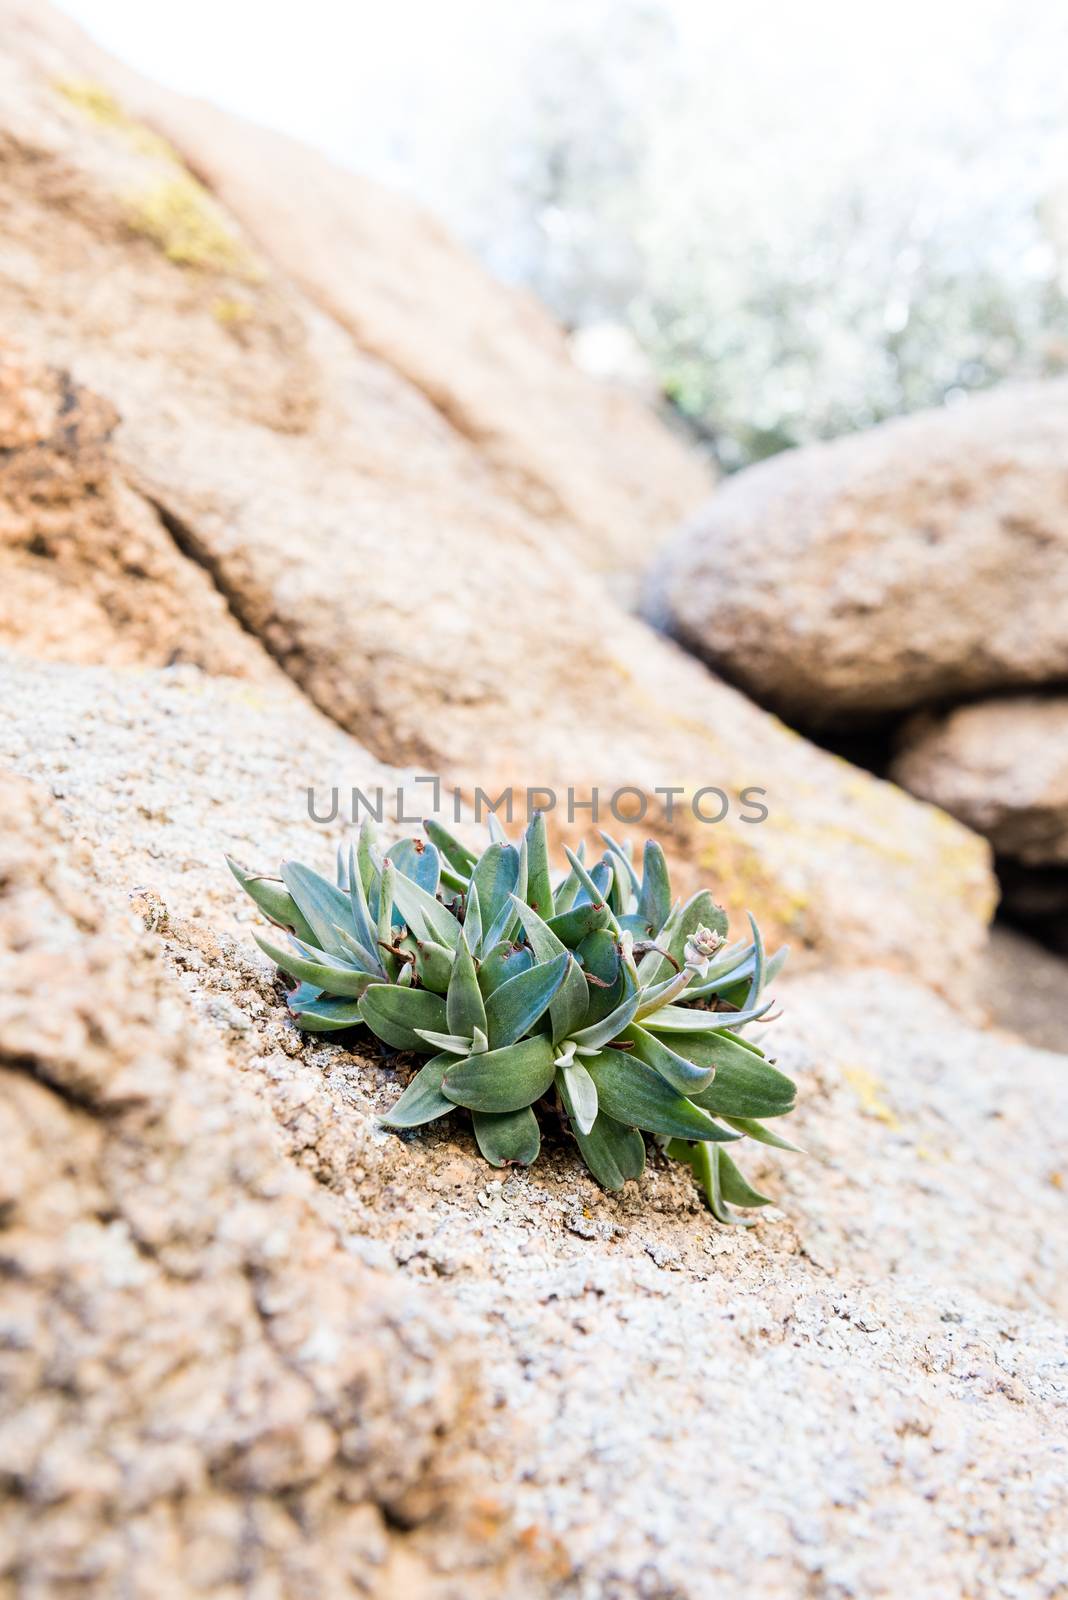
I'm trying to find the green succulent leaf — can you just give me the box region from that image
[575,927,624,1025]
[280,861,356,960]
[472,1106,541,1167]
[441,1034,556,1113]
[463,881,483,952]
[389,838,441,900]
[345,844,380,957]
[360,983,448,1051]
[386,857,460,950]
[470,843,521,951]
[598,830,641,896]
[524,812,555,920]
[379,1054,454,1128]
[723,1115,805,1153]
[717,1147,774,1208]
[287,994,364,1033]
[586,1049,740,1141]
[556,1059,598,1136]
[564,847,621,933]
[477,940,534,997]
[413,939,453,994]
[688,1052,797,1119]
[483,840,527,951]
[744,911,766,1010]
[546,902,612,948]
[573,1111,646,1191]
[424,818,478,876]
[484,951,569,1049]
[254,932,372,999]
[569,991,642,1053]
[638,840,671,934]
[226,856,319,945]
[667,1140,745,1225]
[641,998,774,1033]
[413,1029,474,1054]
[509,897,589,1042]
[620,1023,715,1095]
[446,932,487,1039]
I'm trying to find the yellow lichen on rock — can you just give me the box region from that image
[126,174,259,277]
[52,76,178,163]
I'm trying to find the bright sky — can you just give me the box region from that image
[54,0,1057,204]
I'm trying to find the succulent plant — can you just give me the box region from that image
[227,814,801,1222]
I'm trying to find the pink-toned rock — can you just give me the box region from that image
[649,384,1068,722]
[893,695,1068,865]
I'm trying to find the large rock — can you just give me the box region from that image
[7,0,711,584]
[0,343,269,675]
[1,655,1065,1600]
[648,384,1068,723]
[0,17,994,988]
[0,766,542,1599]
[893,695,1068,865]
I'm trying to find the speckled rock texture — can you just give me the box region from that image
[1,657,1065,1600]
[647,383,1068,724]
[893,695,1068,866]
[0,766,547,1600]
[0,7,994,984]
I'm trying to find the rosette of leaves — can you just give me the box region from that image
[227,814,801,1223]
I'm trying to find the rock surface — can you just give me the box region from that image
[1,655,1065,1599]
[648,383,1068,723]
[6,0,711,584]
[0,343,269,675]
[893,695,1068,865]
[0,11,994,987]
[0,765,542,1599]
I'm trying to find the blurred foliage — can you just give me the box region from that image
[447,1,1068,468]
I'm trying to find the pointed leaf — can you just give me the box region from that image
[483,839,527,951]
[509,897,589,1042]
[724,1115,805,1153]
[472,1106,541,1167]
[573,1112,645,1192]
[621,1023,715,1094]
[564,847,620,932]
[255,932,371,999]
[227,856,318,945]
[413,1029,473,1054]
[469,843,520,950]
[641,999,774,1033]
[412,939,453,994]
[524,812,555,920]
[387,858,460,950]
[463,881,483,952]
[717,1147,773,1208]
[447,933,487,1038]
[379,1054,454,1128]
[586,1049,740,1141]
[744,912,765,1010]
[638,840,671,934]
[359,984,447,1051]
[599,830,641,896]
[667,1138,745,1225]
[688,1052,797,1119]
[570,991,642,1052]
[287,994,363,1033]
[575,927,624,1026]
[280,862,356,959]
[331,923,386,975]
[424,819,478,876]
[546,902,612,948]
[346,845,379,956]
[556,1060,598,1136]
[484,952,569,1049]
